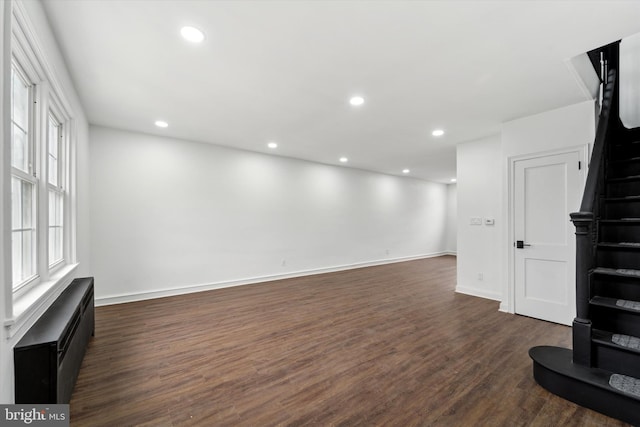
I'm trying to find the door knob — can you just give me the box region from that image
[516,240,531,249]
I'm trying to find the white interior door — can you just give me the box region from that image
[514,150,584,325]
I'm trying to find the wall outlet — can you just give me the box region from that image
[478,273,483,281]
[281,259,286,267]
[385,249,389,255]
[470,217,482,225]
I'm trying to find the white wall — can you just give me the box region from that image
[621,32,640,129]
[502,100,596,159]
[89,126,450,304]
[445,184,457,254]
[0,0,10,407]
[0,0,90,403]
[500,100,595,312]
[455,135,503,300]
[456,100,596,310]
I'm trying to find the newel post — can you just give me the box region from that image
[570,211,595,366]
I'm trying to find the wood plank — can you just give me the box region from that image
[69,256,629,426]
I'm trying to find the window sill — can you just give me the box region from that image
[5,263,79,339]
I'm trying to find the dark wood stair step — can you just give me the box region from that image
[608,158,640,179]
[611,140,640,149]
[529,346,640,425]
[611,141,640,160]
[610,157,640,165]
[591,296,640,314]
[592,267,640,279]
[600,219,640,224]
[607,175,640,183]
[601,197,640,219]
[613,139,640,148]
[598,242,640,249]
[602,195,640,203]
[598,220,640,245]
[593,329,640,354]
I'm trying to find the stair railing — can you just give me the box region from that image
[570,42,620,366]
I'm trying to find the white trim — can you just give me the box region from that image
[444,251,457,256]
[563,55,599,101]
[455,285,502,301]
[96,252,449,306]
[12,2,74,118]
[4,0,79,329]
[4,263,77,339]
[2,0,13,326]
[506,145,589,316]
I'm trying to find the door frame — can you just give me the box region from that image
[504,145,589,317]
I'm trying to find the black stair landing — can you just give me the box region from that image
[529,346,640,426]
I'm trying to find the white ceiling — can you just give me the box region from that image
[42,0,640,183]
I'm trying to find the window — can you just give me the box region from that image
[48,114,64,266]
[11,63,37,289]
[10,58,72,292]
[5,1,78,335]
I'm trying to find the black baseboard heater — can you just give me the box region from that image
[14,277,95,403]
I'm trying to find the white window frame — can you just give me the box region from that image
[45,97,68,271]
[4,1,78,339]
[10,54,40,295]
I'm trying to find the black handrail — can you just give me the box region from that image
[578,68,617,214]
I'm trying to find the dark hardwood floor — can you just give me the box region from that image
[70,256,629,426]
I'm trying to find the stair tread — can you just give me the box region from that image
[591,267,640,279]
[591,296,640,313]
[593,329,640,354]
[610,374,640,397]
[610,156,640,164]
[600,219,640,224]
[590,296,640,313]
[612,144,640,152]
[603,195,640,202]
[607,175,640,183]
[613,140,640,146]
[598,242,640,248]
[593,267,640,278]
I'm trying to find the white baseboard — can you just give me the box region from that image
[96,252,450,306]
[444,251,457,256]
[498,301,512,313]
[455,285,502,302]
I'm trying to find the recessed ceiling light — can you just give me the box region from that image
[155,120,168,128]
[349,96,364,106]
[432,129,445,137]
[180,26,205,43]
[267,142,278,149]
[451,178,457,183]
[339,157,349,163]
[402,169,410,174]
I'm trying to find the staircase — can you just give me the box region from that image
[529,41,640,425]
